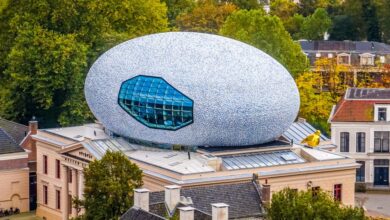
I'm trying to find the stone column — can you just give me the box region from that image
[79,171,84,200]
[73,169,79,218]
[62,165,69,220]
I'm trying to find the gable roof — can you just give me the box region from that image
[148,182,263,219]
[0,118,28,144]
[0,128,25,154]
[121,207,165,220]
[331,88,390,122]
[300,40,390,54]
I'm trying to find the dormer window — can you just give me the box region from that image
[378,108,387,121]
[360,53,375,66]
[380,56,386,64]
[337,53,350,65]
[328,53,333,58]
[316,53,321,58]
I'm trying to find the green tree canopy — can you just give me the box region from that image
[329,15,359,41]
[175,0,237,33]
[0,0,168,127]
[267,188,366,220]
[220,10,308,77]
[82,151,143,220]
[376,0,390,43]
[299,8,332,40]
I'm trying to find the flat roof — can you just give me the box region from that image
[126,150,215,175]
[44,123,108,141]
[222,150,305,170]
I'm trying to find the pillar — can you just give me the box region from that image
[62,165,69,220]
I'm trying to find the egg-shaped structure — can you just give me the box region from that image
[85,32,300,147]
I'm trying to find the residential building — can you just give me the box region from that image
[329,87,390,188]
[300,40,390,90]
[0,127,29,212]
[0,118,37,210]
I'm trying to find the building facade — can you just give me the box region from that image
[0,127,29,213]
[330,87,390,188]
[31,121,358,220]
[300,40,390,90]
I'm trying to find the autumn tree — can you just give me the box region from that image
[162,0,195,27]
[81,151,143,220]
[267,188,366,220]
[175,0,237,33]
[295,72,336,134]
[329,15,359,41]
[220,10,308,77]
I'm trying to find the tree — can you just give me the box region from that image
[0,0,168,127]
[175,0,237,33]
[295,72,336,134]
[270,0,299,22]
[220,10,308,77]
[267,188,366,220]
[162,0,195,27]
[0,26,92,126]
[329,15,359,41]
[298,0,335,16]
[81,151,143,220]
[342,0,381,41]
[376,0,390,43]
[299,8,332,40]
[223,0,262,10]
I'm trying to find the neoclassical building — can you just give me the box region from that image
[31,32,359,219]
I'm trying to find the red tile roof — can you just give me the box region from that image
[331,98,390,122]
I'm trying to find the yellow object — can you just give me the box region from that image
[301,130,321,148]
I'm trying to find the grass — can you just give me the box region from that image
[0,212,42,220]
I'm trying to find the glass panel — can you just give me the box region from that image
[118,76,193,130]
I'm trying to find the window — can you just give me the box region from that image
[374,131,390,152]
[360,54,374,66]
[56,190,61,209]
[328,53,333,58]
[312,186,320,198]
[374,159,389,166]
[356,132,365,152]
[378,108,387,121]
[118,75,194,130]
[43,185,48,205]
[334,184,342,202]
[340,132,350,152]
[337,54,350,65]
[68,195,72,214]
[43,155,48,174]
[380,56,386,64]
[56,159,60,179]
[356,161,365,182]
[316,53,321,58]
[68,169,72,183]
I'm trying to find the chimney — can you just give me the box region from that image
[211,203,229,220]
[134,188,150,211]
[165,185,181,212]
[178,206,195,220]
[29,118,38,135]
[261,184,271,204]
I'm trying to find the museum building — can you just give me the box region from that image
[31,32,359,220]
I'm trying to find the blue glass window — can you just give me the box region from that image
[118,75,193,130]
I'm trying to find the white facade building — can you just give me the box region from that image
[330,88,390,188]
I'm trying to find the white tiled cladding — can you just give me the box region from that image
[85,32,300,147]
